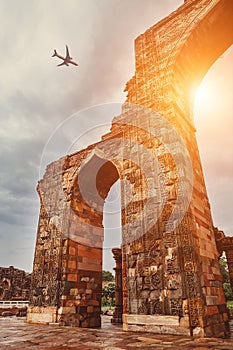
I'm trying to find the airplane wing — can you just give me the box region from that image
[57,61,67,67]
[55,53,66,60]
[66,45,72,60]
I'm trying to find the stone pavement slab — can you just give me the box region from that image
[0,316,233,349]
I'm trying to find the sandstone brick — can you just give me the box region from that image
[68,247,76,256]
[68,260,77,269]
[67,274,78,282]
[87,306,94,313]
[206,305,218,316]
[179,315,190,328]
[70,288,79,296]
[123,314,179,326]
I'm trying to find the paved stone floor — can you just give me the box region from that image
[1,316,233,349]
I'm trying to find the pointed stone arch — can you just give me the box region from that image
[28,0,233,337]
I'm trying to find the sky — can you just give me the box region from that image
[0,0,232,273]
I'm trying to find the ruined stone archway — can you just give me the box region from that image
[28,0,233,338]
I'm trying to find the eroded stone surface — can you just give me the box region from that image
[0,266,31,301]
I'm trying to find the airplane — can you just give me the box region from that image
[52,45,78,67]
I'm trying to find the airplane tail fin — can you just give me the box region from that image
[52,50,57,57]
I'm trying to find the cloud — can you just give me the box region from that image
[0,0,183,271]
[0,0,232,273]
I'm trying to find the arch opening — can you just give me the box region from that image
[103,179,122,271]
[102,180,122,323]
[76,153,123,326]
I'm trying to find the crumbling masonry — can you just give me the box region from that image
[27,0,233,337]
[0,266,31,301]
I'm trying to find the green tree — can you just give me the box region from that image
[102,282,116,308]
[102,270,114,281]
[219,256,233,300]
[223,283,233,300]
[219,257,230,284]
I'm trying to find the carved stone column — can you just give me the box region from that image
[112,248,123,324]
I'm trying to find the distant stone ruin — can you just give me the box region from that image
[28,0,233,338]
[0,266,31,301]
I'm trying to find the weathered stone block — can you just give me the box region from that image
[57,306,76,315]
[70,288,79,296]
[193,327,205,338]
[179,315,190,328]
[123,314,179,326]
[81,277,89,282]
[69,247,76,256]
[67,274,78,282]
[27,306,57,324]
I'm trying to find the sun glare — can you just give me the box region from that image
[195,83,210,103]
[193,78,219,115]
[194,80,215,107]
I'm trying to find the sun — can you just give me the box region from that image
[195,81,212,105]
[193,78,218,115]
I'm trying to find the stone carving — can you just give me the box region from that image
[151,272,163,289]
[170,298,182,317]
[151,299,163,315]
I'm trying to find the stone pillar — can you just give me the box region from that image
[112,248,123,324]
